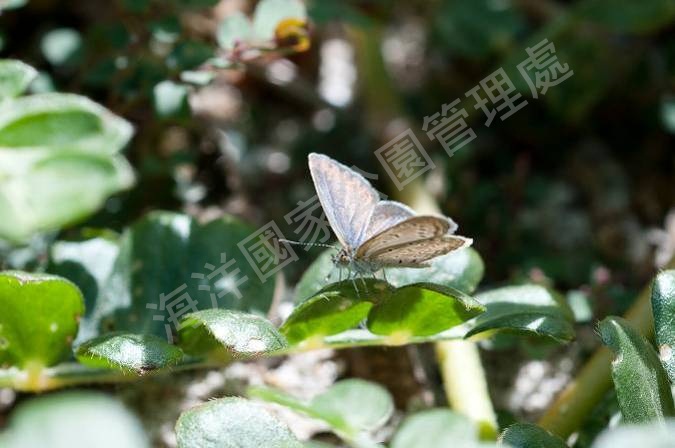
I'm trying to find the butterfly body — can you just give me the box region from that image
[308,153,472,274]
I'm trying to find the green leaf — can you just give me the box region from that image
[0,152,134,242]
[0,271,83,369]
[591,420,675,448]
[0,391,149,448]
[0,92,134,242]
[295,247,484,301]
[466,285,575,342]
[284,279,484,347]
[0,93,132,151]
[282,280,378,346]
[309,379,393,435]
[391,409,487,448]
[576,0,675,34]
[49,237,121,344]
[41,28,82,66]
[651,270,675,383]
[175,397,303,448]
[179,309,287,358]
[367,283,485,338]
[49,212,276,341]
[217,12,253,50]
[499,423,568,448]
[253,0,307,41]
[598,316,675,423]
[75,332,184,374]
[0,60,37,100]
[250,379,393,443]
[153,80,190,119]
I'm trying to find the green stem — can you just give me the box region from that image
[399,180,497,440]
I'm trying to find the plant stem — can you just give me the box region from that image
[538,258,675,438]
[400,181,498,440]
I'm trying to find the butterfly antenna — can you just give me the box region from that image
[278,239,337,249]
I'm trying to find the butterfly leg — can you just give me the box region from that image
[347,269,361,298]
[381,269,389,284]
[360,275,369,295]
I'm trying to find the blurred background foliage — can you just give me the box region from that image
[0,0,674,444]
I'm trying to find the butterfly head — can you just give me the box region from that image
[332,248,353,267]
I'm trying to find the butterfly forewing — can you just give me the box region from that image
[366,236,472,267]
[308,153,379,249]
[356,215,452,258]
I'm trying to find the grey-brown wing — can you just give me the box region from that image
[363,200,415,242]
[356,215,453,258]
[365,236,472,267]
[308,153,379,249]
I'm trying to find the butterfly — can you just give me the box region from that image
[308,153,472,275]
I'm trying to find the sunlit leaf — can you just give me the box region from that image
[179,309,287,358]
[652,270,675,383]
[367,283,484,337]
[0,271,83,370]
[75,332,184,374]
[599,316,675,423]
[0,60,37,100]
[466,285,575,342]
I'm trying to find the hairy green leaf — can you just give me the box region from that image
[651,270,675,383]
[599,316,675,423]
[179,309,287,358]
[176,397,303,448]
[75,332,184,373]
[499,423,568,448]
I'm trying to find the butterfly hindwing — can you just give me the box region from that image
[356,215,453,258]
[365,236,472,267]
